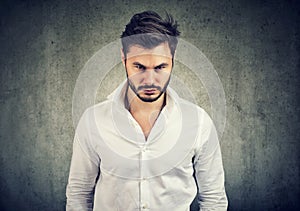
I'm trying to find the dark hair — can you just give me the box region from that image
[121,11,180,58]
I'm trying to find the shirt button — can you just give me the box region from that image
[141,203,148,209]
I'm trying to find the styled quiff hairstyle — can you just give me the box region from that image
[121,11,180,58]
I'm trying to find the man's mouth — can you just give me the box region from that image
[143,89,156,95]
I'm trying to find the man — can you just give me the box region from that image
[66,11,228,211]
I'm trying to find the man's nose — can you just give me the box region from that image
[143,69,155,84]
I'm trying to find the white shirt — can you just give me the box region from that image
[66,81,228,211]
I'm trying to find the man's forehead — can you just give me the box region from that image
[125,43,172,59]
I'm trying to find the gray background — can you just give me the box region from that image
[0,0,299,210]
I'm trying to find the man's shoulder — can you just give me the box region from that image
[92,99,114,111]
[176,96,207,114]
[176,96,213,125]
[167,87,207,114]
[80,99,114,121]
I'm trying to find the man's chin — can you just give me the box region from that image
[137,93,162,103]
[138,96,158,103]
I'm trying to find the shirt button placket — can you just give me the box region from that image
[140,146,149,210]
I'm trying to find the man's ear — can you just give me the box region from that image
[121,48,125,66]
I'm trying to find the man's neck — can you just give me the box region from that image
[125,86,167,140]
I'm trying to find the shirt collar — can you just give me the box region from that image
[108,80,180,143]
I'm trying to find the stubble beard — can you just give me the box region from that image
[126,75,171,103]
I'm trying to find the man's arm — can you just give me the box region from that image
[66,110,100,211]
[193,111,228,211]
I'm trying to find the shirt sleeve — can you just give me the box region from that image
[193,110,228,211]
[66,109,100,211]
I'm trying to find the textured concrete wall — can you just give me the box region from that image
[0,0,299,210]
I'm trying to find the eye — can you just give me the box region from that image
[134,64,145,71]
[154,65,166,72]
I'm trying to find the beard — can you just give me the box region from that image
[127,75,171,103]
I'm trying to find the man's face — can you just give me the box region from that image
[123,42,173,103]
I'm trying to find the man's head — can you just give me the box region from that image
[121,11,180,103]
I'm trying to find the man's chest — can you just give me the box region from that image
[91,100,201,179]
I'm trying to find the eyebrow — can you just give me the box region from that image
[132,62,169,69]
